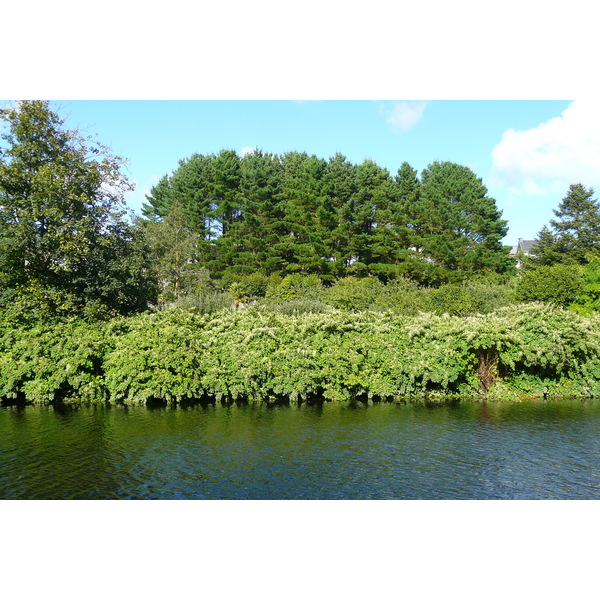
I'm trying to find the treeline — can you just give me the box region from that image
[0,101,517,320]
[142,148,513,288]
[2,101,600,325]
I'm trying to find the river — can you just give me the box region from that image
[1,399,600,499]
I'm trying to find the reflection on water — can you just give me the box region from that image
[2,400,600,499]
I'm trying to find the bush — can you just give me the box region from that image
[425,283,484,316]
[323,276,383,311]
[423,280,515,316]
[369,278,429,316]
[0,318,116,403]
[570,258,600,315]
[259,298,332,315]
[4,303,600,405]
[265,274,323,302]
[171,290,233,314]
[221,272,272,302]
[516,264,583,306]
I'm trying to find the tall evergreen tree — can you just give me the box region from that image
[321,153,359,278]
[210,149,242,237]
[530,184,600,266]
[170,153,217,239]
[277,152,329,274]
[394,162,426,280]
[353,160,400,278]
[143,153,217,241]
[218,150,285,276]
[417,161,510,283]
[141,174,172,221]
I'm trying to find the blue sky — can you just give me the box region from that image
[46,99,598,244]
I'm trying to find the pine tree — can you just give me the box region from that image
[531,184,600,266]
[143,153,217,241]
[321,153,359,278]
[353,160,401,279]
[218,150,285,277]
[394,162,427,281]
[276,152,329,275]
[417,161,510,283]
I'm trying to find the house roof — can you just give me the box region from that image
[517,239,536,253]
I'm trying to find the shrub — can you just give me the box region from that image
[3,302,600,405]
[569,258,600,315]
[265,274,323,302]
[323,276,383,311]
[259,298,332,315]
[0,319,116,403]
[515,264,583,306]
[369,279,429,316]
[221,272,271,301]
[423,280,514,316]
[172,290,233,314]
[425,283,485,316]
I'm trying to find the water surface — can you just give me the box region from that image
[2,399,600,499]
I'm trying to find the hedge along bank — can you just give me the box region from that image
[1,303,600,405]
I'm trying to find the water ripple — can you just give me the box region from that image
[2,400,600,499]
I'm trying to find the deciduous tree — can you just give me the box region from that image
[0,100,156,319]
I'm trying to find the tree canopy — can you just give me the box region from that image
[0,101,156,319]
[142,150,513,285]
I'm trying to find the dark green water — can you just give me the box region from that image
[2,399,600,499]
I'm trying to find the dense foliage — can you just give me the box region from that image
[2,303,600,406]
[515,264,583,306]
[0,101,157,319]
[4,101,600,409]
[142,151,512,286]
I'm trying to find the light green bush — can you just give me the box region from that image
[516,264,583,307]
[569,258,600,315]
[323,276,383,311]
[369,279,429,316]
[265,274,323,302]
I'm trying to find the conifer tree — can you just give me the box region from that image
[417,161,510,283]
[394,162,426,280]
[321,153,359,278]
[353,160,400,278]
[276,152,329,274]
[218,150,285,276]
[530,184,600,266]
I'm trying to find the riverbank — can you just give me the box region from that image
[2,303,599,406]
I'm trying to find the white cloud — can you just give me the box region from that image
[382,101,428,133]
[240,146,257,157]
[491,100,600,196]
